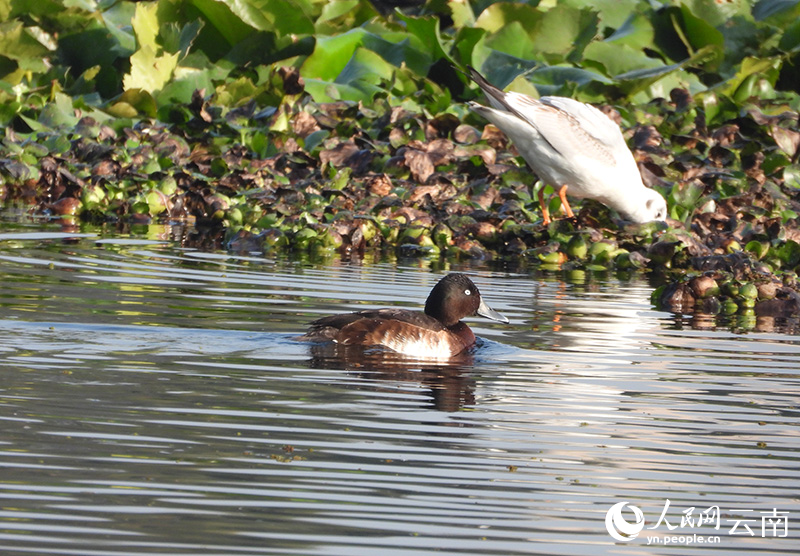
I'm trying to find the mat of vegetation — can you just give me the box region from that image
[1,0,800,324]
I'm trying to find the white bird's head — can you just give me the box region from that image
[623,187,668,224]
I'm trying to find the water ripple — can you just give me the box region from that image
[0,226,798,555]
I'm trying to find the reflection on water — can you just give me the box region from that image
[1,218,799,555]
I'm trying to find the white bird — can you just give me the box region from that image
[467,67,667,225]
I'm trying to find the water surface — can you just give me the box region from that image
[1,221,798,555]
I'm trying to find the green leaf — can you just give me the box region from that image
[721,55,782,98]
[0,21,50,75]
[753,0,800,22]
[531,5,598,63]
[583,41,664,78]
[778,18,800,52]
[526,65,613,97]
[397,12,448,59]
[302,28,369,81]
[165,0,249,59]
[131,1,158,51]
[214,0,314,36]
[677,3,725,69]
[38,92,79,128]
[449,0,476,28]
[305,46,395,102]
[784,164,800,188]
[317,0,360,24]
[605,12,656,50]
[484,21,538,60]
[124,46,179,93]
[108,88,157,118]
[682,0,753,27]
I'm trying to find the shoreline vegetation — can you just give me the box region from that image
[1,0,799,326]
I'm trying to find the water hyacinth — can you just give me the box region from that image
[0,0,799,324]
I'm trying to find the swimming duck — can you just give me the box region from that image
[301,273,507,359]
[467,67,667,225]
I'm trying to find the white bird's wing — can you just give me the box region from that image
[504,93,620,167]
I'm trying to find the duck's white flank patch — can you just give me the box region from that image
[381,331,459,360]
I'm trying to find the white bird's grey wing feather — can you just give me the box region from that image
[504,93,619,168]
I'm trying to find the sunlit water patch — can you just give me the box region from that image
[0,223,798,555]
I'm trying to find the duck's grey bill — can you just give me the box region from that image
[477,298,508,323]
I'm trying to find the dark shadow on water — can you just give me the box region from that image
[304,340,481,412]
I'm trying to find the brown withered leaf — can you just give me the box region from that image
[92,159,120,177]
[425,113,460,140]
[712,124,739,147]
[319,140,360,167]
[466,221,497,241]
[50,197,82,216]
[670,88,692,111]
[408,185,442,203]
[392,206,434,227]
[190,89,213,123]
[633,125,662,151]
[367,174,393,196]
[292,111,320,138]
[404,148,434,183]
[480,124,508,149]
[454,124,481,144]
[453,144,496,165]
[426,138,454,166]
[770,125,800,161]
[278,66,304,95]
[470,185,498,210]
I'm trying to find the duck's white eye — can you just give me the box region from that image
[464,289,472,296]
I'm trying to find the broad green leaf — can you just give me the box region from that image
[302,28,369,81]
[527,65,613,97]
[475,2,543,34]
[605,13,655,50]
[305,47,397,102]
[123,46,179,93]
[107,88,157,118]
[215,76,259,106]
[157,67,215,104]
[337,47,394,85]
[449,0,475,28]
[317,0,360,24]
[721,55,782,98]
[131,1,158,51]
[583,41,664,78]
[396,12,448,62]
[678,3,724,67]
[189,0,256,48]
[753,0,800,22]
[784,164,800,189]
[681,0,753,27]
[484,21,538,60]
[215,0,314,36]
[0,21,50,74]
[469,37,539,90]
[9,0,67,19]
[559,0,641,28]
[531,6,598,63]
[160,19,205,59]
[778,18,800,52]
[38,92,79,128]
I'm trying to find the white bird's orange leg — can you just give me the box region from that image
[537,186,551,225]
[557,185,575,219]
